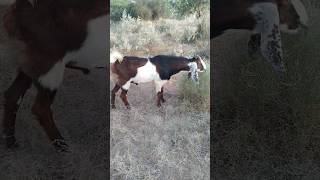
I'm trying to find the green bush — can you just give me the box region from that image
[110,0,130,21]
[127,0,170,20]
[179,63,210,111]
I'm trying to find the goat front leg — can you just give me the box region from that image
[31,85,68,152]
[3,71,32,148]
[251,4,285,76]
[155,80,167,107]
[260,24,286,75]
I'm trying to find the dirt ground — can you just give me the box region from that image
[0,6,108,179]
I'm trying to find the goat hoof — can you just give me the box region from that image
[52,139,70,153]
[111,104,116,109]
[5,136,19,149]
[126,105,131,109]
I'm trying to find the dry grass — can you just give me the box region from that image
[110,11,210,179]
[212,2,320,179]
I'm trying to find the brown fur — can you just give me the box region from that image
[2,0,109,151]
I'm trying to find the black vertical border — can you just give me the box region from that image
[210,1,214,179]
[106,0,111,178]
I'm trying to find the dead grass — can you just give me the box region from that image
[212,2,320,179]
[110,81,210,179]
[110,10,210,180]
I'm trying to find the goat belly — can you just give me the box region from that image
[62,15,108,68]
[130,61,161,83]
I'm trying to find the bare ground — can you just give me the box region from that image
[0,6,108,179]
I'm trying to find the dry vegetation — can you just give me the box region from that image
[212,1,320,179]
[110,11,210,179]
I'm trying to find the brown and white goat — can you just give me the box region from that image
[110,51,207,109]
[2,0,108,152]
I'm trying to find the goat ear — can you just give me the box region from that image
[188,62,199,83]
[191,57,197,61]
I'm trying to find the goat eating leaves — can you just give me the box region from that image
[110,51,206,108]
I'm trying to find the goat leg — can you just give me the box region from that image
[31,85,69,152]
[160,87,165,103]
[157,92,162,107]
[111,84,120,109]
[3,71,32,148]
[120,89,130,109]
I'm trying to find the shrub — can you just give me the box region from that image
[178,63,210,111]
[127,0,170,20]
[110,0,129,21]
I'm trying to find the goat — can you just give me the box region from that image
[2,0,108,152]
[110,51,207,109]
[212,0,308,75]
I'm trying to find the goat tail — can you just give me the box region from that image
[110,51,124,64]
[110,51,123,82]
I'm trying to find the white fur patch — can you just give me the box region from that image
[38,61,65,90]
[188,62,199,82]
[130,60,161,83]
[199,58,207,71]
[155,80,167,93]
[249,2,280,33]
[110,51,123,63]
[63,15,108,68]
[291,0,308,26]
[122,81,131,90]
[250,3,285,73]
[121,60,161,90]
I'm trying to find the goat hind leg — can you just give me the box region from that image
[3,71,32,148]
[160,87,165,103]
[111,84,120,109]
[119,81,131,109]
[31,85,68,152]
[120,89,130,109]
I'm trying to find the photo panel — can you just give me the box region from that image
[0,0,109,179]
[110,0,210,179]
[212,0,320,179]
